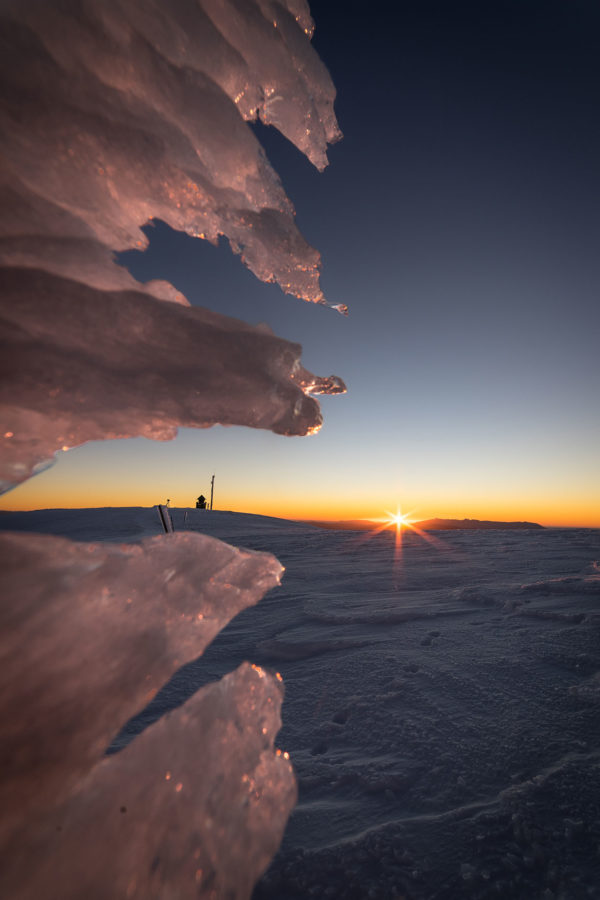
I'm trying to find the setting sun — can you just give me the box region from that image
[383,508,414,530]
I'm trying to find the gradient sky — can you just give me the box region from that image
[3,0,599,525]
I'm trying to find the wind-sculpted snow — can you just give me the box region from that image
[519,569,600,595]
[0,0,345,486]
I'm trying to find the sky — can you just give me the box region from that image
[3,0,599,526]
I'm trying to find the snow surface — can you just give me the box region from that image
[2,507,600,899]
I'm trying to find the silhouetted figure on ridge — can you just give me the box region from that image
[196,495,207,509]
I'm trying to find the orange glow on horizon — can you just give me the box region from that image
[0,472,599,529]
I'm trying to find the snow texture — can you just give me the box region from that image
[0,2,343,896]
[0,0,345,489]
[4,509,600,899]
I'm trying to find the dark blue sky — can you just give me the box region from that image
[8,0,599,524]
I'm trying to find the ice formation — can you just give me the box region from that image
[6,663,295,900]
[1,531,295,898]
[1,270,344,490]
[0,0,342,896]
[0,0,345,489]
[0,531,283,829]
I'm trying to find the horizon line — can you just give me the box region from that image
[0,505,596,529]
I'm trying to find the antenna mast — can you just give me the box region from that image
[210,474,215,510]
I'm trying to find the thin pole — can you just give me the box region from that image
[210,474,215,510]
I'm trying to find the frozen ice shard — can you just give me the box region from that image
[0,531,295,899]
[2,659,296,900]
[0,0,340,295]
[0,269,345,490]
[0,531,284,841]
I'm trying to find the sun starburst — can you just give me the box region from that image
[384,509,413,529]
[343,504,451,580]
[378,506,415,562]
[365,506,447,567]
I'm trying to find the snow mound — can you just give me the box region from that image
[520,572,600,595]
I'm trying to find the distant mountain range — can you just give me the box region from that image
[306,517,544,532]
[413,518,544,530]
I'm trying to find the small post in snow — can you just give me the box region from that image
[210,474,215,510]
[156,504,174,533]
